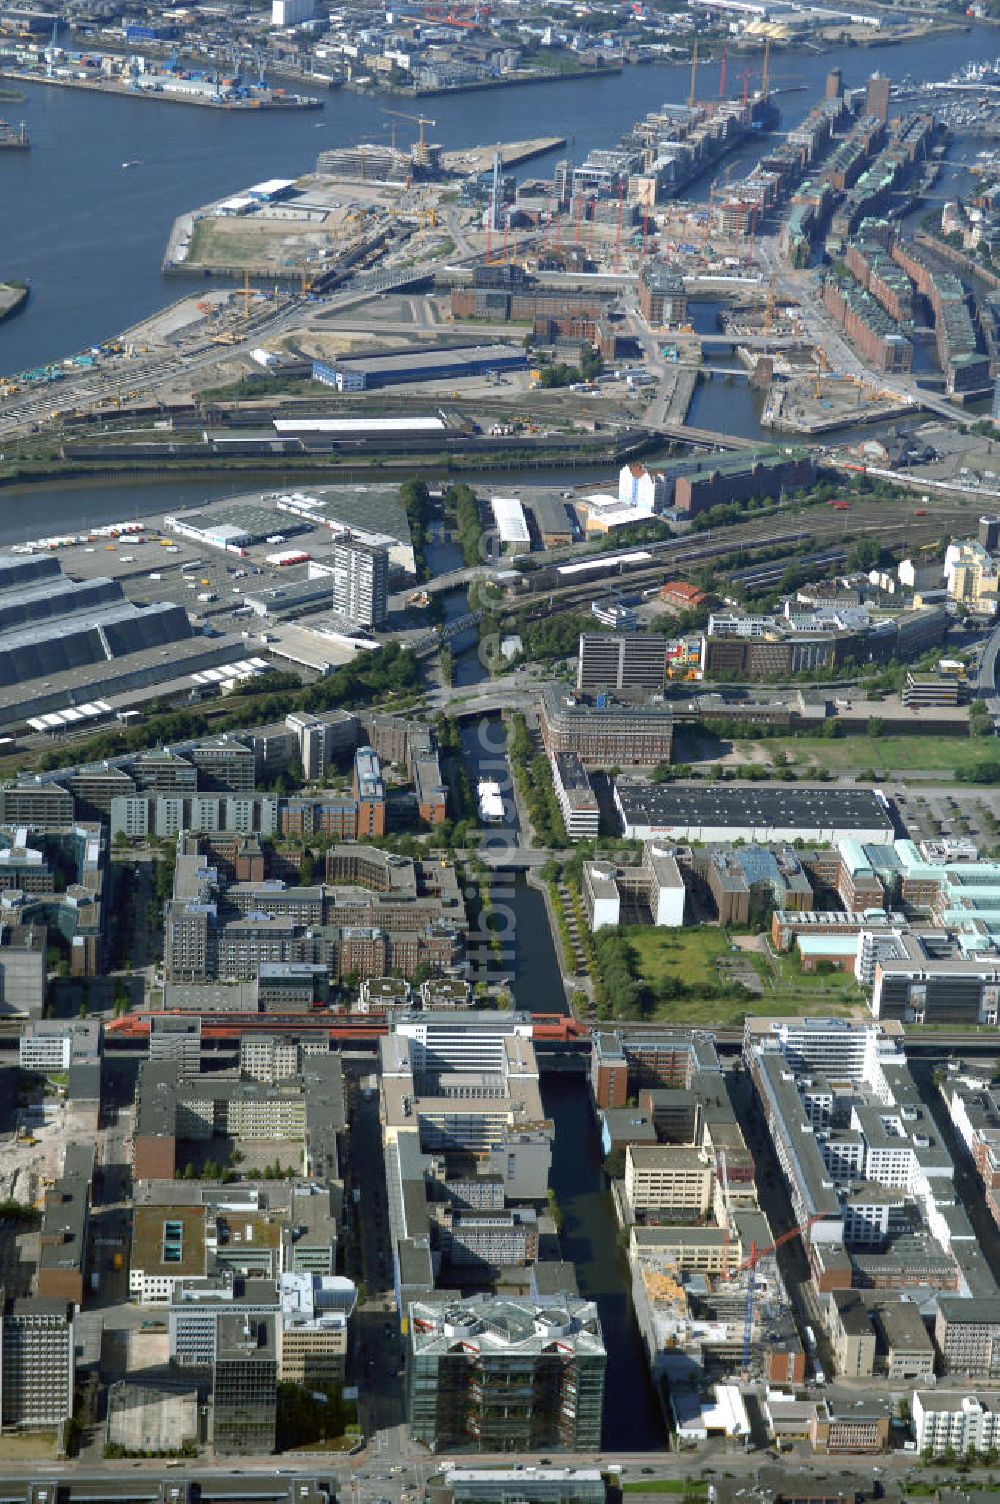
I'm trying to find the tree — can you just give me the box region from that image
[848,537,883,571]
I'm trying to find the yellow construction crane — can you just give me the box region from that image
[242,268,252,320]
[383,109,437,151]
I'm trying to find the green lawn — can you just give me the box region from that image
[621,927,864,1028]
[622,1484,708,1496]
[0,1432,56,1460]
[740,734,984,774]
[625,926,729,990]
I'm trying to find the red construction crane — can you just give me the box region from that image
[725,1213,830,1374]
[725,1213,829,1280]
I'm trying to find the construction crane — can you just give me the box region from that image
[383,109,437,153]
[688,38,698,110]
[762,37,770,102]
[717,1148,733,1279]
[726,1214,829,1375]
[763,274,776,334]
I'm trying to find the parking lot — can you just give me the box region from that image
[895,783,1000,853]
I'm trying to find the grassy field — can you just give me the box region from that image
[739,734,984,774]
[625,927,730,990]
[186,216,326,272]
[0,1432,56,1459]
[622,1484,709,1496]
[622,928,863,1027]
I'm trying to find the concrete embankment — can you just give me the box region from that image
[0,283,28,326]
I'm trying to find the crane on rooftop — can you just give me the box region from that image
[383,109,437,152]
[725,1213,829,1375]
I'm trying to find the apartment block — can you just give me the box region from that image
[913,1391,1000,1456]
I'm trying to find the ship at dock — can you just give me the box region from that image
[0,119,29,148]
[477,780,505,824]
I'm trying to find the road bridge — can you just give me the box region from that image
[653,422,760,449]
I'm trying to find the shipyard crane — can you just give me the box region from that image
[383,109,437,152]
[724,1213,829,1375]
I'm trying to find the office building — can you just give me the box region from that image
[0,921,46,1017]
[148,1014,202,1074]
[353,746,387,838]
[934,1297,1000,1376]
[19,1018,101,1075]
[277,1273,356,1387]
[577,634,667,693]
[550,752,599,841]
[638,265,687,327]
[272,0,314,23]
[590,1028,720,1111]
[381,1018,551,1201]
[212,1312,278,1456]
[582,844,685,930]
[169,1276,280,1368]
[696,844,813,927]
[408,1296,606,1453]
[331,535,389,630]
[132,1055,344,1188]
[540,686,674,767]
[865,74,891,124]
[0,1293,74,1429]
[37,1143,94,1306]
[624,1144,714,1217]
[442,1469,605,1504]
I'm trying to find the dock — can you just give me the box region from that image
[0,69,321,110]
[441,137,567,177]
[0,283,28,326]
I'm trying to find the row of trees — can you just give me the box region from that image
[446,482,484,568]
[506,714,567,846]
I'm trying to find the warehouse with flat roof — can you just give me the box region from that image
[312,343,526,392]
[615,783,894,843]
[491,496,530,548]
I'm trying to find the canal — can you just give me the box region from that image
[457,702,666,1448]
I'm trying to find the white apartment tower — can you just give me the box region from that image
[332,535,389,630]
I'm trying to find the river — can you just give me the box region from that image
[0,25,993,376]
